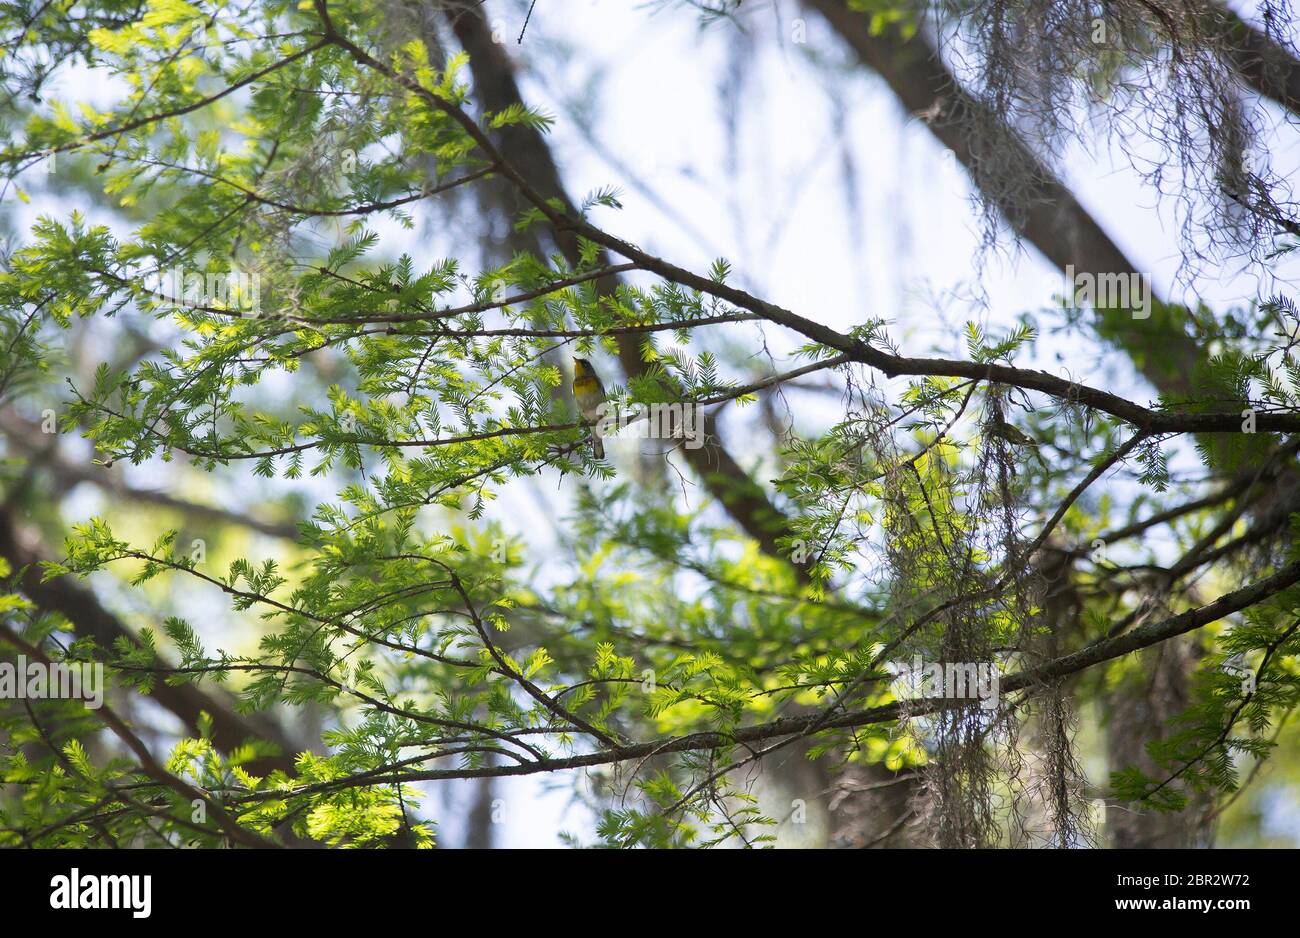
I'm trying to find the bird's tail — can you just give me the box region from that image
[591,432,604,460]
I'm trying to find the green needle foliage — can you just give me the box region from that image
[2,0,1300,849]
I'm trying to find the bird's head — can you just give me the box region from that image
[573,357,593,377]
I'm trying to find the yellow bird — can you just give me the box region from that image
[986,417,1038,447]
[986,417,1048,469]
[572,356,607,459]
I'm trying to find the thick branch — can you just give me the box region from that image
[230,558,1300,792]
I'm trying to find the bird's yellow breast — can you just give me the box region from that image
[573,374,600,396]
